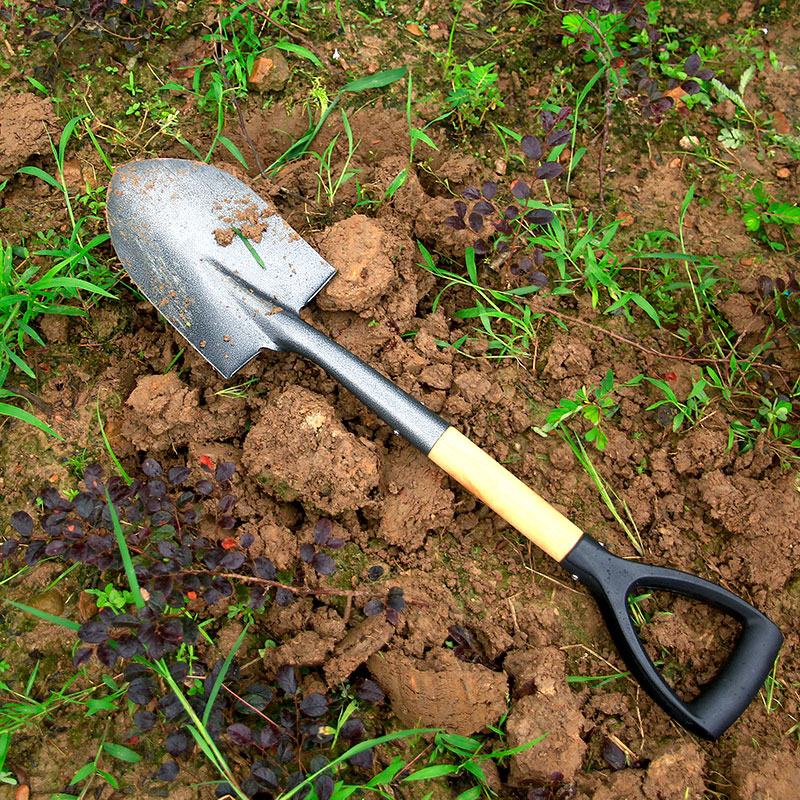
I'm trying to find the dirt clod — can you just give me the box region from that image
[506,691,587,785]
[378,444,453,551]
[367,648,508,735]
[242,385,381,514]
[316,215,397,313]
[0,93,58,182]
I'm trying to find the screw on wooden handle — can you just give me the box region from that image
[427,427,583,562]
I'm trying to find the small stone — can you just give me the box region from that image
[406,23,424,35]
[669,157,681,169]
[777,167,791,179]
[248,49,290,92]
[679,135,700,150]
[494,158,507,176]
[28,588,65,616]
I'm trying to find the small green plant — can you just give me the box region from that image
[0,731,15,786]
[537,369,643,451]
[644,374,710,431]
[447,60,505,131]
[418,244,546,362]
[742,182,800,251]
[310,111,362,208]
[85,583,138,613]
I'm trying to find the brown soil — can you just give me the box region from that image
[1,3,799,799]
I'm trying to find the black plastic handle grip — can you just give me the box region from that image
[561,534,783,740]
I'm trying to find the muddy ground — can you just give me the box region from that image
[0,1,799,798]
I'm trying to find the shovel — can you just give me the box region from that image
[107,158,782,740]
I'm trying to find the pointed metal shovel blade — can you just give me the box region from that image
[106,159,336,378]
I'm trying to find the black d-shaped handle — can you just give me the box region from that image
[561,534,783,740]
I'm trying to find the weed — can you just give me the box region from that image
[742,183,800,252]
[310,111,362,208]
[538,369,643,451]
[418,243,546,362]
[643,374,711,431]
[447,60,505,132]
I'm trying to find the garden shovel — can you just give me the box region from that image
[107,158,782,740]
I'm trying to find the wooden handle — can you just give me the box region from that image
[428,427,583,562]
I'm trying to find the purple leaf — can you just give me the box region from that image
[363,599,384,617]
[468,212,484,232]
[73,647,93,668]
[97,641,119,669]
[218,494,236,513]
[355,679,385,704]
[474,200,495,215]
[511,180,531,199]
[454,200,467,219]
[540,109,555,132]
[758,276,774,298]
[349,747,374,768]
[10,511,33,538]
[651,97,675,114]
[300,693,329,718]
[368,565,384,581]
[474,239,491,256]
[227,723,253,746]
[260,727,280,748]
[547,128,571,147]
[196,480,213,496]
[554,106,573,124]
[504,205,519,220]
[481,181,498,200]
[696,68,714,81]
[462,186,481,200]
[277,665,298,695]
[341,718,366,741]
[275,587,294,606]
[300,543,316,563]
[684,52,702,76]
[142,458,162,478]
[167,466,191,485]
[220,551,245,570]
[240,532,254,548]
[326,537,345,550]
[529,271,548,288]
[134,711,157,730]
[156,761,179,781]
[521,135,543,160]
[316,775,335,800]
[536,162,563,180]
[78,620,110,644]
[525,208,555,225]
[254,557,276,581]
[311,553,336,576]
[444,215,466,230]
[84,463,103,493]
[681,79,701,95]
[313,519,333,545]
[166,731,188,756]
[215,462,236,482]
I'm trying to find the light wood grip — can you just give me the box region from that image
[428,427,583,562]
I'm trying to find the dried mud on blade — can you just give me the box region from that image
[106,158,335,378]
